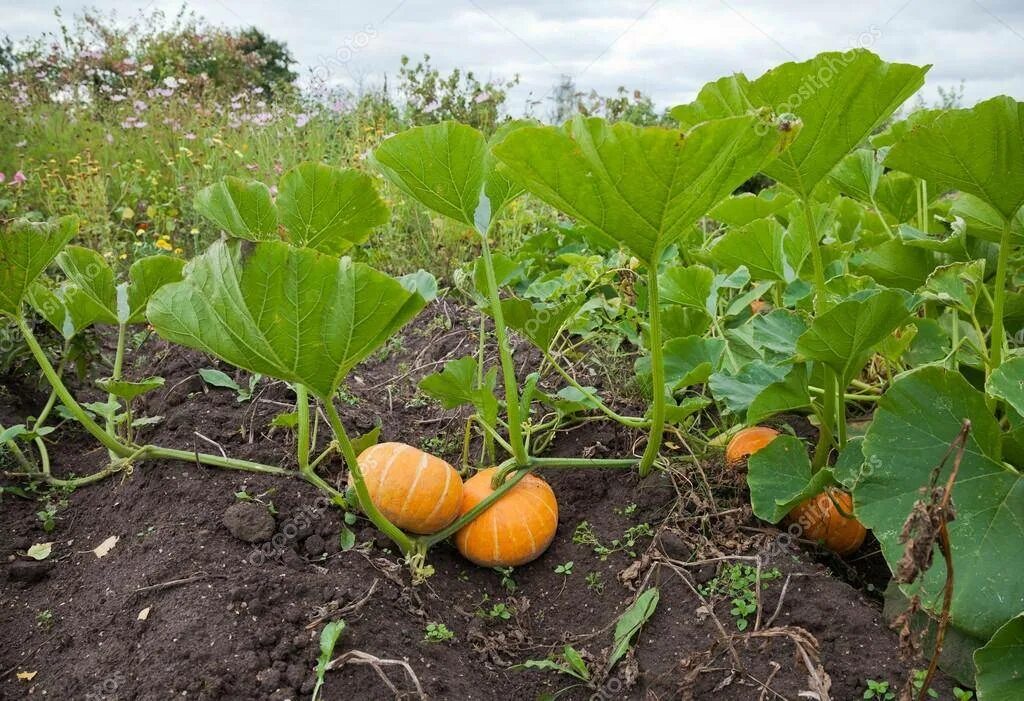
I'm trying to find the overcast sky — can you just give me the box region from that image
[4,1,1024,115]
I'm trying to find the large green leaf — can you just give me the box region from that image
[828,149,882,203]
[147,240,430,399]
[499,296,581,351]
[372,122,487,227]
[56,245,119,325]
[0,216,78,318]
[276,163,388,254]
[857,366,1024,639]
[748,434,837,523]
[796,289,911,383]
[126,256,186,324]
[975,612,1024,700]
[57,248,185,326]
[988,357,1024,417]
[709,190,794,227]
[886,96,1024,221]
[194,176,278,241]
[709,217,791,282]
[659,265,715,311]
[26,283,96,339]
[492,114,787,264]
[747,363,811,424]
[671,51,928,196]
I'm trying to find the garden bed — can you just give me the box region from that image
[1,301,949,700]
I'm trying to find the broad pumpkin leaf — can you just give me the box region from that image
[373,121,527,230]
[147,240,431,399]
[709,360,789,416]
[747,434,837,523]
[854,239,936,291]
[950,192,1024,244]
[828,149,882,203]
[857,366,1024,639]
[671,50,928,196]
[747,363,811,425]
[276,163,388,254]
[886,96,1024,222]
[975,612,1024,700]
[751,309,808,358]
[499,295,582,351]
[194,176,278,241]
[988,357,1024,417]
[57,248,185,326]
[56,246,120,325]
[921,260,987,314]
[875,172,922,224]
[492,114,787,264]
[655,335,726,390]
[0,216,79,318]
[126,256,186,324]
[709,217,791,282]
[709,190,794,227]
[418,355,498,428]
[659,265,715,312]
[796,289,912,384]
[95,376,165,402]
[26,282,97,339]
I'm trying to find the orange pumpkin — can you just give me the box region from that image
[454,468,558,568]
[786,489,866,556]
[725,426,779,469]
[356,442,462,534]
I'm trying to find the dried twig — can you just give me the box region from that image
[325,649,427,700]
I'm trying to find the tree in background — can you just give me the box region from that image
[398,54,519,133]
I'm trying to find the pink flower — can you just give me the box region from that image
[423,100,440,114]
[474,92,491,103]
[295,113,310,128]
[12,171,26,185]
[0,173,5,183]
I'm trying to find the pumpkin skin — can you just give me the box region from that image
[786,490,866,556]
[725,426,779,469]
[356,442,462,534]
[454,468,558,568]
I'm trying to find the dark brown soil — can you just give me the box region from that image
[1,300,951,700]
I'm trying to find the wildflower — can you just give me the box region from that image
[12,171,26,185]
[155,239,173,251]
[0,173,4,183]
[142,64,153,73]
[134,100,148,112]
[15,140,26,148]
[423,100,440,114]
[474,92,491,103]
[163,76,179,89]
[295,113,310,128]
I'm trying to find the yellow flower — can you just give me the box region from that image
[155,239,173,251]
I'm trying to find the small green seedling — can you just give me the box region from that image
[312,619,345,701]
[424,622,454,643]
[863,679,894,700]
[554,561,574,575]
[585,572,605,593]
[910,670,938,699]
[699,564,781,631]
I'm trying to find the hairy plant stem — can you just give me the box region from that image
[103,323,128,455]
[479,230,528,465]
[638,261,666,477]
[802,198,840,470]
[989,218,1012,374]
[17,316,132,458]
[295,384,311,471]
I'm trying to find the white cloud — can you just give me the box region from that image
[3,0,1023,113]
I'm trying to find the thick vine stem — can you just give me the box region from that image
[103,322,128,456]
[638,261,666,477]
[479,228,528,465]
[17,316,133,458]
[989,218,1012,374]
[322,399,415,555]
[295,384,312,472]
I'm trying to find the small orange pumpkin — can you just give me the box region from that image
[786,489,866,556]
[454,468,558,568]
[725,426,779,469]
[356,442,463,534]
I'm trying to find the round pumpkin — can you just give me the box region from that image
[725,426,779,469]
[454,468,558,568]
[355,442,462,534]
[786,489,866,556]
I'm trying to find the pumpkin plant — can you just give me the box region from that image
[371,122,641,479]
[491,111,795,476]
